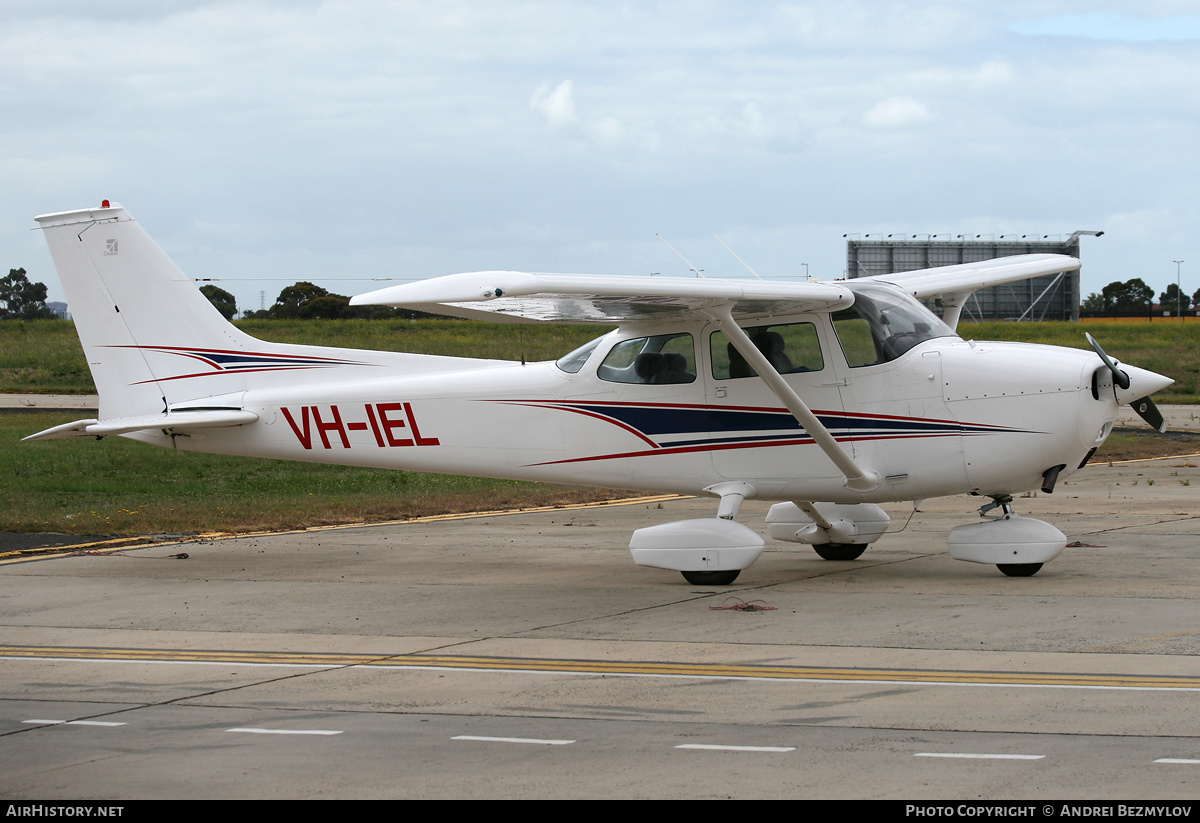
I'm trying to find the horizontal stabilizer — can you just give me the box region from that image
[23,409,258,441]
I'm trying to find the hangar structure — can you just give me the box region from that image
[845,233,1098,322]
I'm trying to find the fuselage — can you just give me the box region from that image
[143,307,1120,505]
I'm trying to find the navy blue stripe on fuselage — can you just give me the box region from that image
[500,400,1025,443]
[558,402,1017,440]
[495,399,1031,466]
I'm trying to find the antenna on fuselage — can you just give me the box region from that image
[656,233,706,278]
[712,233,764,280]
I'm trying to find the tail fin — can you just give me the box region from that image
[37,203,265,419]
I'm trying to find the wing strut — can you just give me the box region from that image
[710,305,881,493]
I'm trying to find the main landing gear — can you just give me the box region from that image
[628,486,1067,584]
[765,501,889,561]
[628,482,762,586]
[946,495,1066,577]
[811,543,868,561]
[628,491,896,585]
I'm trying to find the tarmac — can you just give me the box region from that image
[2,436,1199,798]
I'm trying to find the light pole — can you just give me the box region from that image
[1174,260,1184,320]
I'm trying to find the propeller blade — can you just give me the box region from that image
[1131,395,1167,433]
[1085,332,1130,390]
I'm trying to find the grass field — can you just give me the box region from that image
[956,319,1198,403]
[0,318,607,395]
[2,317,1195,401]
[2,412,639,536]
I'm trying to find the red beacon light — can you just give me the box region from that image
[101,200,110,208]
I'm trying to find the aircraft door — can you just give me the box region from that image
[702,317,847,493]
[827,309,968,497]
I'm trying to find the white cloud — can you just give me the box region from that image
[863,96,934,129]
[530,79,577,128]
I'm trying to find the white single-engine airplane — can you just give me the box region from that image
[27,202,1173,584]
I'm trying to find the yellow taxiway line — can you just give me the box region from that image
[2,645,1199,691]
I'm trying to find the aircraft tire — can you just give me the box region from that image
[681,570,741,586]
[997,563,1043,577]
[812,543,867,561]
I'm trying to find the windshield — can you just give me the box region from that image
[833,281,955,367]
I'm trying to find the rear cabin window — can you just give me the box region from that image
[597,333,696,384]
[709,322,824,380]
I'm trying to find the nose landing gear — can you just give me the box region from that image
[947,494,1067,577]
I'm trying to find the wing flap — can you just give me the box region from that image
[350,271,855,323]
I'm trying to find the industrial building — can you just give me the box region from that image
[845,233,1097,322]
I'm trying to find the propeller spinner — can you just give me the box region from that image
[1086,332,1168,433]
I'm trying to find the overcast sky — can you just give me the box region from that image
[3,1,1198,313]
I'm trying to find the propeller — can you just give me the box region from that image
[1085,332,1129,390]
[1130,395,1166,433]
[1086,332,1167,433]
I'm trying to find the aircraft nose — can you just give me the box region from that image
[1113,363,1173,407]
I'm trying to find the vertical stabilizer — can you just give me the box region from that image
[36,203,260,420]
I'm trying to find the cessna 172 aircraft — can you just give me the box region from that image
[26,202,1173,585]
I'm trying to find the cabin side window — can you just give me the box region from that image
[597,333,696,384]
[709,322,824,380]
[831,313,879,368]
[556,336,605,374]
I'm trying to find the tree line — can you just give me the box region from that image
[5,266,1197,322]
[203,282,428,320]
[0,269,56,319]
[1081,279,1198,318]
[0,270,429,321]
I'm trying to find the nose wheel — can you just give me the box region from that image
[681,570,741,586]
[997,563,1043,577]
[947,494,1066,576]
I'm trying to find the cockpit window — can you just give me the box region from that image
[597,333,696,384]
[710,322,824,379]
[556,336,604,374]
[833,281,954,368]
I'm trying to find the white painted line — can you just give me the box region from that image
[66,720,126,727]
[225,734,343,739]
[22,719,125,727]
[1156,758,1200,764]
[676,744,796,753]
[452,735,575,745]
[915,753,1044,760]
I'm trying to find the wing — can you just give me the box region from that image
[862,253,1080,301]
[349,271,855,324]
